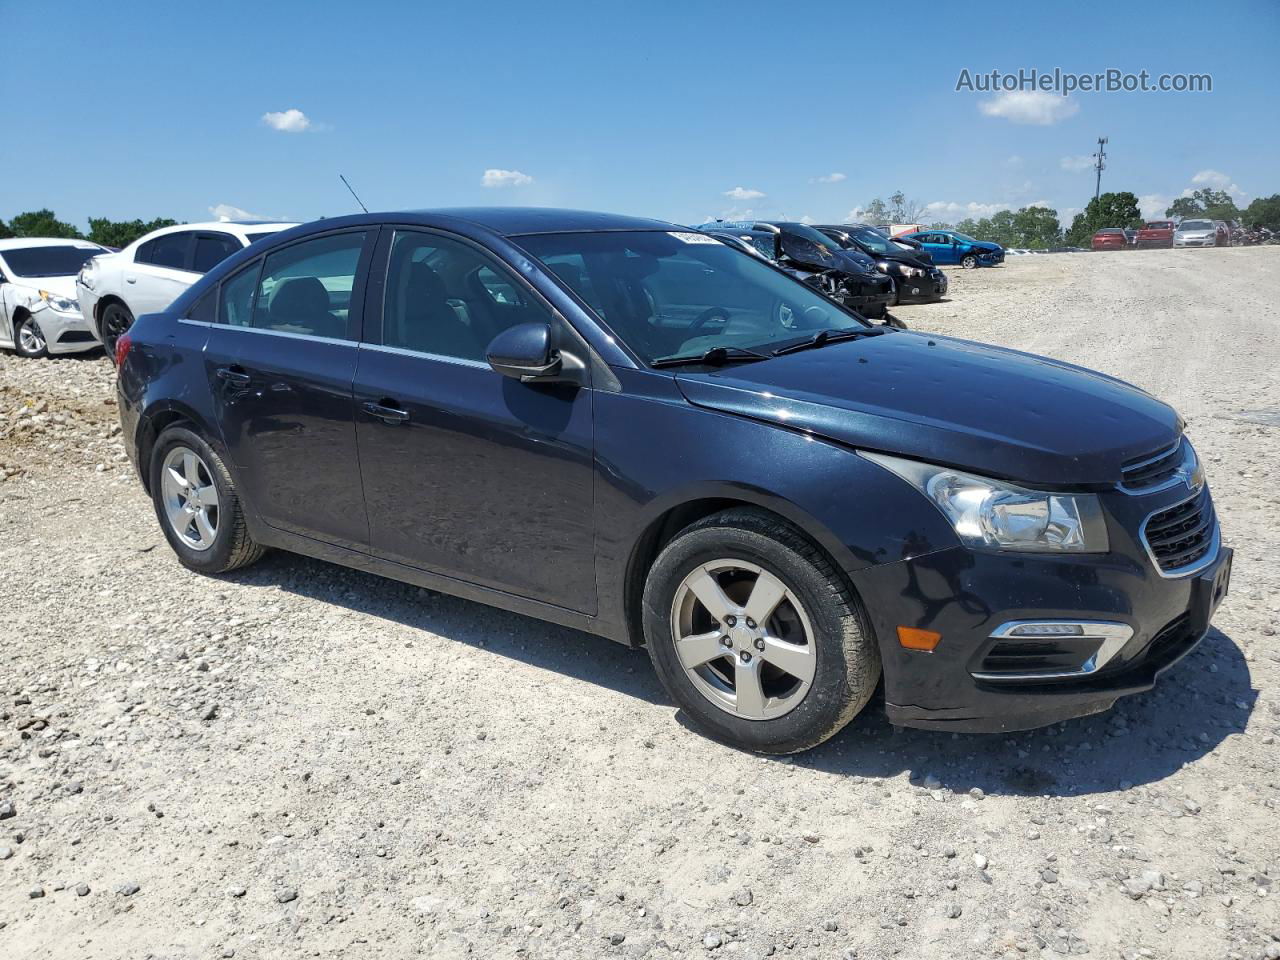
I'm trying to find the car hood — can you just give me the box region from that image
[15,275,78,298]
[971,241,1003,252]
[878,250,935,269]
[673,331,1179,486]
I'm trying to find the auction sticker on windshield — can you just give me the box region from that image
[669,232,721,244]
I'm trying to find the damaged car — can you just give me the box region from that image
[0,238,110,358]
[815,224,948,303]
[698,220,897,322]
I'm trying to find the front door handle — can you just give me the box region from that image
[216,366,252,386]
[125,275,137,284]
[362,400,410,425]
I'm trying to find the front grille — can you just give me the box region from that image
[1142,488,1216,574]
[1121,440,1185,491]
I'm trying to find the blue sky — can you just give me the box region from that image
[4,0,1276,230]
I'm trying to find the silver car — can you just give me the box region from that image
[1173,219,1218,248]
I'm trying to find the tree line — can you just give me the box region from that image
[0,209,178,248]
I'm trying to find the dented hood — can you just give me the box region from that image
[674,331,1180,486]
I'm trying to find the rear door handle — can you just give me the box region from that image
[216,366,252,386]
[362,400,410,425]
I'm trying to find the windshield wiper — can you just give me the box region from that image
[772,326,891,356]
[650,346,771,369]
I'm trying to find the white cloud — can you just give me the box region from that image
[481,168,534,188]
[209,203,270,221]
[922,200,1005,221]
[1060,154,1095,172]
[1138,194,1172,219]
[798,214,815,224]
[1190,169,1247,200]
[810,172,846,184]
[724,186,766,200]
[261,108,312,133]
[979,90,1079,126]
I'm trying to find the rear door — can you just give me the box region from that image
[205,228,375,550]
[129,231,198,313]
[352,227,597,612]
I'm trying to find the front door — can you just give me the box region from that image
[919,233,957,264]
[129,230,199,314]
[353,228,597,613]
[205,229,374,550]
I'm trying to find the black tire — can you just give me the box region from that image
[960,254,978,270]
[13,314,48,358]
[642,507,880,754]
[100,302,134,356]
[149,425,265,574]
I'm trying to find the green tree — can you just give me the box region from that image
[1165,188,1240,222]
[1064,191,1144,246]
[8,208,84,239]
[0,218,12,240]
[1012,206,1063,248]
[87,217,179,248]
[1244,194,1280,230]
[954,218,981,237]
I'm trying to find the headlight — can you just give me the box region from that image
[38,290,79,313]
[861,452,1109,553]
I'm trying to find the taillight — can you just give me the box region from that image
[114,331,133,368]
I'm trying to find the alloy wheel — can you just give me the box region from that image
[160,446,220,551]
[17,318,46,355]
[670,559,816,720]
[102,305,132,355]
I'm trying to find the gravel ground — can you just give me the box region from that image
[2,247,1278,960]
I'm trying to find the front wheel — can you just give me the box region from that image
[150,426,265,574]
[101,302,134,356]
[14,315,48,358]
[960,254,979,270]
[642,508,881,754]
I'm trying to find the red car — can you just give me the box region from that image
[1135,220,1176,248]
[1092,228,1128,251]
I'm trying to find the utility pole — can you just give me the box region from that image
[1093,137,1108,202]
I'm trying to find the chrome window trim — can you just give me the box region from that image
[1140,490,1221,579]
[359,341,490,370]
[210,323,356,346]
[972,620,1134,682]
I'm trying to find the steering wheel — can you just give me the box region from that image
[687,306,731,334]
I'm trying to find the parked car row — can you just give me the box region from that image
[100,206,1231,754]
[1096,219,1239,251]
[0,220,298,359]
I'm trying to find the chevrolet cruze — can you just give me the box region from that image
[116,209,1231,753]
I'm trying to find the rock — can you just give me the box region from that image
[823,919,839,932]
[276,888,298,903]
[0,801,15,820]
[1042,869,1059,884]
[735,888,753,907]
[969,787,985,800]
[227,886,247,898]
[945,903,962,918]
[0,845,13,860]
[922,774,942,790]
[200,703,219,721]
[1123,877,1152,899]
[1140,869,1165,890]
[75,883,90,897]
[703,931,723,950]
[973,854,989,871]
[29,886,45,899]
[608,933,626,946]
[116,882,140,896]
[65,781,83,795]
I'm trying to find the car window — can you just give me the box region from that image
[137,232,193,270]
[249,232,367,340]
[520,230,863,364]
[219,262,259,327]
[382,230,553,362]
[192,233,242,273]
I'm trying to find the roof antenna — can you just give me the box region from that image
[339,174,369,213]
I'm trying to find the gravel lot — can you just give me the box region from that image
[2,247,1278,960]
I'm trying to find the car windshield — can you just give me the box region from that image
[518,230,866,365]
[845,227,896,255]
[1180,220,1213,230]
[776,225,841,269]
[1,245,102,278]
[950,232,977,243]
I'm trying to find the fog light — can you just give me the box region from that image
[1006,623,1085,637]
[897,626,942,651]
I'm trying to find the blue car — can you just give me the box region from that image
[115,208,1228,753]
[900,229,1005,269]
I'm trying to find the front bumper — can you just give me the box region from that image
[895,269,948,301]
[840,278,895,318]
[851,530,1231,733]
[1174,236,1216,248]
[978,250,1004,266]
[29,303,101,355]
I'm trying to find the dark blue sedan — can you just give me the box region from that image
[115,208,1228,753]
[900,229,1005,268]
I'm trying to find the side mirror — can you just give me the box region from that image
[486,322,583,383]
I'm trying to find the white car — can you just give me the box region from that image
[1173,219,1218,248]
[0,238,110,358]
[77,220,297,352]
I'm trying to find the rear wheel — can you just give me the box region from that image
[101,302,134,356]
[961,253,979,270]
[642,508,880,754]
[14,315,48,358]
[150,426,265,574]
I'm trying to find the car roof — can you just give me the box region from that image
[407,207,679,236]
[0,237,106,251]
